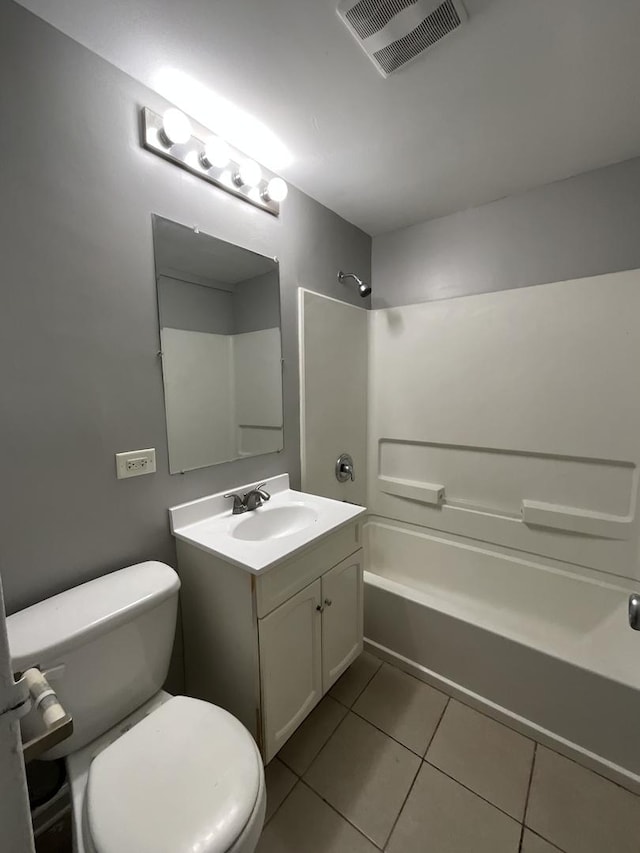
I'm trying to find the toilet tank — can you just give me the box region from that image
[7,562,180,758]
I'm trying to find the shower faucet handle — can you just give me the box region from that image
[336,453,355,482]
[629,594,640,631]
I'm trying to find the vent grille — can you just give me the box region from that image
[338,0,467,77]
[374,0,461,74]
[346,0,418,40]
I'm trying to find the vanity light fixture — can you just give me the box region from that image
[263,177,288,203]
[234,159,262,188]
[141,106,287,216]
[200,136,230,169]
[160,108,192,146]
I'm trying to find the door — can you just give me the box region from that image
[259,579,322,762]
[321,550,363,691]
[0,575,35,852]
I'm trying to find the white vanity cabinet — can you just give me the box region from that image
[320,553,364,689]
[176,520,363,762]
[259,550,363,759]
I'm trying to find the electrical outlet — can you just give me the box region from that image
[115,448,156,479]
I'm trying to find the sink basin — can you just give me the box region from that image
[232,504,318,541]
[169,474,366,573]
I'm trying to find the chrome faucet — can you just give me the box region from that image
[224,483,271,514]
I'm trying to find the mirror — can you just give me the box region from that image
[152,215,283,473]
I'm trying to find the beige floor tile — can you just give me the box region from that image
[521,828,564,853]
[526,746,640,853]
[386,762,521,853]
[304,712,420,847]
[279,696,347,775]
[256,782,379,853]
[328,650,381,707]
[353,662,448,754]
[426,699,534,819]
[264,758,297,823]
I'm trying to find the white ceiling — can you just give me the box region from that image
[18,0,640,235]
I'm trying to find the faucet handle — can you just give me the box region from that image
[242,483,271,511]
[224,492,246,514]
[250,483,270,500]
[335,453,355,482]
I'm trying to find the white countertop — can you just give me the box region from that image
[169,474,366,573]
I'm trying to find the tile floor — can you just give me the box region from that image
[258,651,640,853]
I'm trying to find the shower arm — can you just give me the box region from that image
[337,270,371,297]
[338,271,362,286]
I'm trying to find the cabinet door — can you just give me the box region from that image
[321,550,363,691]
[259,579,322,762]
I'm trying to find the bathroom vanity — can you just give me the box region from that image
[169,475,365,761]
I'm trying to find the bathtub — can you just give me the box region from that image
[364,517,640,791]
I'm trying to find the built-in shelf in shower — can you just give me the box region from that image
[378,475,445,506]
[521,500,632,540]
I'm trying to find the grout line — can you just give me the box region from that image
[346,682,450,760]
[523,828,566,852]
[300,711,354,785]
[422,758,524,824]
[299,778,386,851]
[345,702,449,763]
[348,704,426,757]
[518,742,537,852]
[448,694,537,747]
[331,655,383,710]
[422,695,450,758]
[382,751,422,850]
[263,775,301,828]
[278,701,348,778]
[532,740,640,798]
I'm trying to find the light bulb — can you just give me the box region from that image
[264,177,288,203]
[235,159,262,188]
[201,136,230,169]
[161,108,192,146]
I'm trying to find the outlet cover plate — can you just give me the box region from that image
[115,448,157,479]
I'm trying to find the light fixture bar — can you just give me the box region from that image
[141,107,286,216]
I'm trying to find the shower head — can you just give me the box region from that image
[338,270,371,298]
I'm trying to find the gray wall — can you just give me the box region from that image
[0,1,371,614]
[372,156,640,307]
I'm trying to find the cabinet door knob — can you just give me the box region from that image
[324,598,332,607]
[316,604,324,613]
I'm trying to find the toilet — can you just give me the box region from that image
[7,561,266,853]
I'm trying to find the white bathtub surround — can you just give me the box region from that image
[367,269,640,582]
[170,474,365,573]
[352,269,640,789]
[299,289,368,506]
[364,517,640,790]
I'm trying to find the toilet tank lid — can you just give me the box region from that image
[7,562,180,671]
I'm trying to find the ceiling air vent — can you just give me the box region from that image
[337,0,467,77]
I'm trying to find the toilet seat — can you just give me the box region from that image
[84,695,263,853]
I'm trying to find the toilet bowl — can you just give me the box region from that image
[71,693,266,853]
[7,561,265,853]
